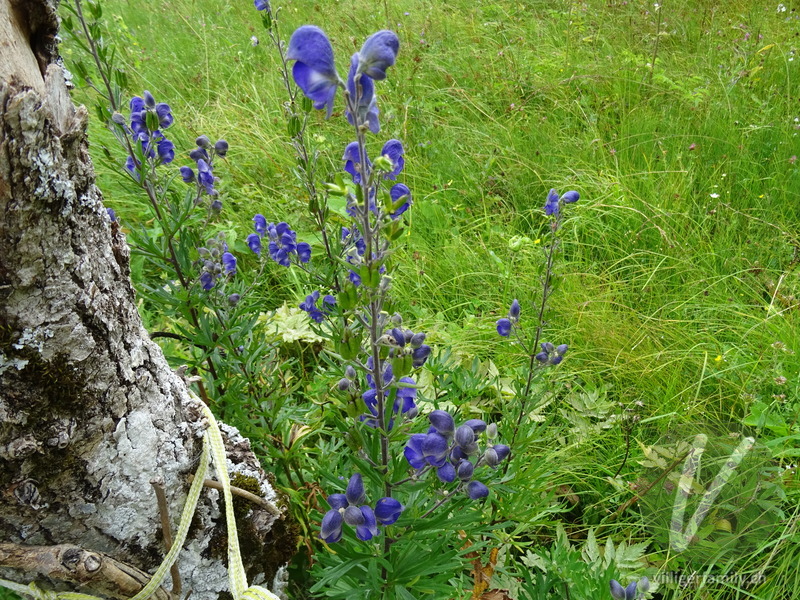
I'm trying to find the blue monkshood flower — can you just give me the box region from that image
[156,136,175,164]
[374,497,403,526]
[287,26,339,118]
[389,183,412,219]
[357,30,400,80]
[428,410,455,436]
[180,166,195,183]
[253,214,268,237]
[341,227,366,256]
[544,188,580,216]
[320,474,378,543]
[535,342,569,366]
[125,156,140,179]
[130,92,173,134]
[299,291,336,323]
[484,444,510,467]
[361,359,417,428]
[200,271,215,291]
[196,159,216,195]
[343,142,370,185]
[466,480,489,500]
[297,242,312,263]
[496,318,511,337]
[346,54,379,133]
[404,432,449,471]
[254,0,269,10]
[222,252,237,275]
[214,139,229,157]
[107,208,116,222]
[246,233,261,255]
[381,139,405,180]
[609,578,649,600]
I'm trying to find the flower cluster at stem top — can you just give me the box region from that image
[405,410,509,499]
[180,135,229,206]
[123,91,174,177]
[246,216,311,267]
[320,474,403,543]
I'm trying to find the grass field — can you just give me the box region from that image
[53,0,800,598]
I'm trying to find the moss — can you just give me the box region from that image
[205,473,300,585]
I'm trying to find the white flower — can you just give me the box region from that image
[710,193,720,198]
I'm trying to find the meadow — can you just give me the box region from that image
[55,0,800,598]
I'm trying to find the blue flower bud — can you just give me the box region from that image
[411,344,431,368]
[454,425,474,448]
[508,299,521,321]
[189,148,208,161]
[457,459,474,481]
[196,135,211,148]
[466,481,489,500]
[374,497,403,525]
[345,365,357,379]
[337,378,351,391]
[410,332,425,348]
[535,351,549,363]
[542,342,555,353]
[429,410,455,435]
[345,473,366,506]
[390,327,406,347]
[437,463,456,483]
[463,419,487,434]
[562,190,580,203]
[343,504,365,526]
[143,90,156,108]
[180,166,195,183]
[228,293,241,306]
[609,580,626,600]
[556,344,568,355]
[214,139,229,157]
[320,509,343,543]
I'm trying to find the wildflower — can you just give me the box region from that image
[484,444,510,467]
[246,233,262,255]
[299,291,335,323]
[390,183,412,218]
[287,26,339,118]
[180,166,195,183]
[358,30,400,80]
[253,0,269,11]
[107,208,117,222]
[346,54,379,133]
[214,139,229,157]
[381,139,405,179]
[496,318,512,337]
[374,497,403,525]
[466,480,489,500]
[343,141,370,184]
[544,188,580,216]
[609,577,649,600]
[200,271,215,291]
[222,252,237,275]
[320,474,379,542]
[508,299,521,321]
[361,358,417,428]
[535,342,568,365]
[228,293,241,306]
[196,159,216,195]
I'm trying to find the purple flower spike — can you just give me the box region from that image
[374,497,403,525]
[496,318,511,337]
[466,481,489,500]
[346,53,379,133]
[381,139,405,179]
[247,233,262,255]
[429,410,455,435]
[287,26,339,118]
[358,30,400,80]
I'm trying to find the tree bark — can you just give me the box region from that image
[0,1,293,597]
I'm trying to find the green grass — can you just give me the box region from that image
[54,0,800,598]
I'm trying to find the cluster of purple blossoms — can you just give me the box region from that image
[610,577,650,600]
[124,91,175,178]
[246,215,311,267]
[381,326,432,370]
[179,135,228,206]
[343,140,411,219]
[196,234,237,291]
[404,410,509,499]
[286,26,398,128]
[299,291,336,323]
[544,188,580,216]
[320,474,403,543]
[360,356,418,429]
[535,342,568,365]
